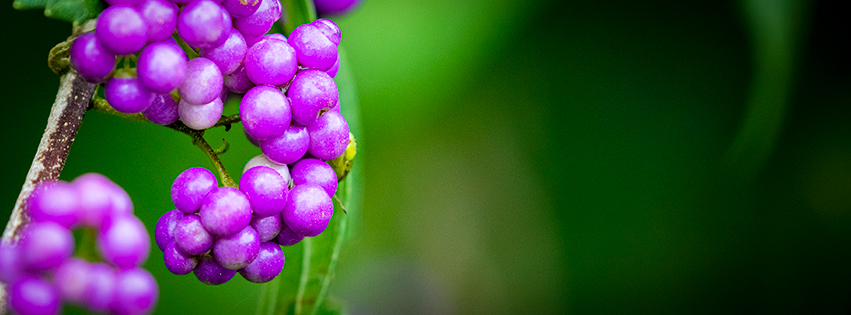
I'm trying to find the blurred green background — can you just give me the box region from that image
[2,0,851,314]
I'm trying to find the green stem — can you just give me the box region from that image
[90,97,149,122]
[89,96,240,187]
[174,34,200,59]
[193,133,237,188]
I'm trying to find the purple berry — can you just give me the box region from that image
[139,0,178,43]
[137,41,188,93]
[251,213,283,242]
[291,158,337,197]
[109,184,135,219]
[240,166,288,216]
[238,241,284,283]
[233,0,281,38]
[307,110,350,161]
[199,187,253,237]
[177,0,232,49]
[326,53,340,78]
[111,268,158,315]
[96,5,149,55]
[223,64,256,93]
[27,180,80,228]
[69,33,116,83]
[245,33,287,47]
[244,38,297,86]
[54,258,90,305]
[243,154,292,184]
[240,85,292,141]
[330,99,340,113]
[261,124,309,165]
[154,209,184,251]
[288,69,338,126]
[143,93,180,125]
[313,0,361,16]
[221,0,261,18]
[288,23,338,71]
[194,255,237,285]
[282,183,333,237]
[275,220,304,246]
[313,19,342,46]
[72,173,119,228]
[171,167,218,213]
[98,215,151,269]
[105,76,154,114]
[178,97,224,130]
[9,275,60,315]
[85,263,117,313]
[19,221,74,272]
[200,29,248,75]
[163,240,198,275]
[212,225,260,270]
[173,214,214,255]
[0,244,22,284]
[179,57,223,105]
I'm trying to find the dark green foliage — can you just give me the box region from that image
[13,0,102,25]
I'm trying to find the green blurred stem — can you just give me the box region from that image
[265,275,281,315]
[282,0,317,34]
[89,96,240,188]
[724,0,808,183]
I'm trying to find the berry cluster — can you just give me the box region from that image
[0,174,157,315]
[69,0,345,132]
[156,154,339,285]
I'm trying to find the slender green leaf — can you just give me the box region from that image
[267,45,362,315]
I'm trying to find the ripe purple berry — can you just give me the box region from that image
[19,221,74,272]
[194,255,237,285]
[212,225,260,270]
[199,186,253,237]
[171,167,218,214]
[282,183,333,237]
[238,241,285,283]
[97,215,151,269]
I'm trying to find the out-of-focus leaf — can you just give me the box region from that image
[723,0,809,184]
[14,0,102,25]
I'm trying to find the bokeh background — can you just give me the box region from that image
[2,0,851,314]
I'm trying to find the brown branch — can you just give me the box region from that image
[0,70,96,313]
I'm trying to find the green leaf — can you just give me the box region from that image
[14,0,102,25]
[258,45,363,315]
[12,0,48,10]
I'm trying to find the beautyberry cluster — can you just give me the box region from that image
[0,174,157,315]
[69,0,344,132]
